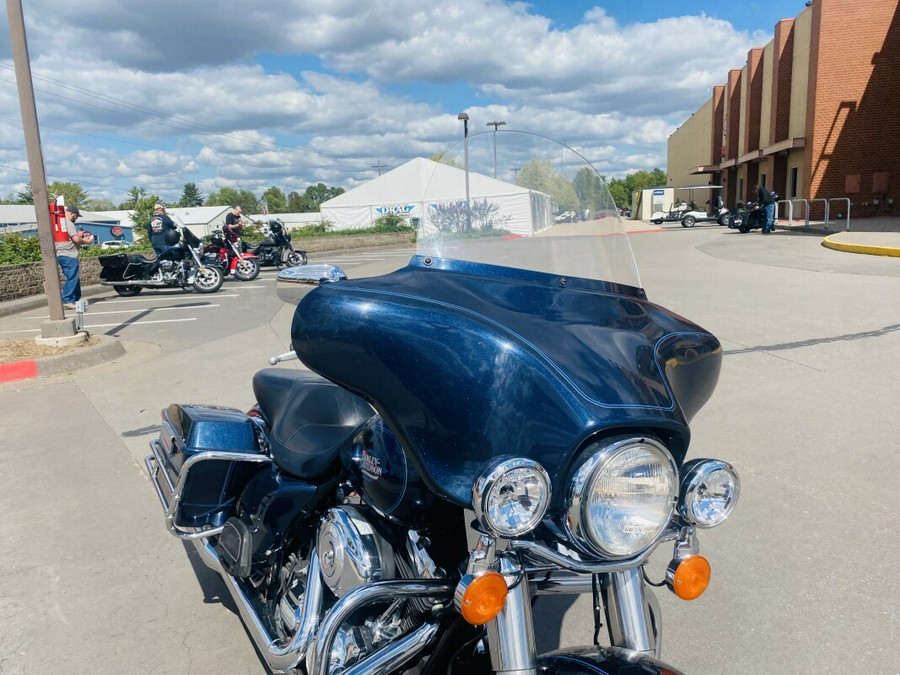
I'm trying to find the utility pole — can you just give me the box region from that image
[6,0,77,341]
[371,160,387,176]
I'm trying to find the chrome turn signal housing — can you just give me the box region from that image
[678,459,740,528]
[473,457,551,538]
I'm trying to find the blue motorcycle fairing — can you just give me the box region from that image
[537,645,684,674]
[291,257,721,508]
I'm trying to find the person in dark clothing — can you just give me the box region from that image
[756,186,777,234]
[147,204,178,254]
[223,205,244,241]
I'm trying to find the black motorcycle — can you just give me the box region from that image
[146,132,740,674]
[245,219,308,267]
[737,200,768,233]
[99,227,223,296]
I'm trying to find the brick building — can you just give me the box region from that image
[667,0,900,219]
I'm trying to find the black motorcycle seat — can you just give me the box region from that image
[252,368,374,480]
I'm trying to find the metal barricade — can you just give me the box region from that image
[790,199,809,227]
[776,200,792,225]
[827,198,852,231]
[810,198,829,228]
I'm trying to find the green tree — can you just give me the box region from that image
[121,186,147,209]
[206,188,260,213]
[287,190,304,212]
[516,160,579,211]
[47,181,89,207]
[261,186,287,214]
[129,194,163,237]
[604,168,668,209]
[15,183,34,204]
[573,168,606,212]
[85,198,116,211]
[177,182,204,207]
[298,184,344,212]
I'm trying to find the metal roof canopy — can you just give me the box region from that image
[677,185,723,190]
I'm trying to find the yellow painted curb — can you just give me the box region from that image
[822,235,900,258]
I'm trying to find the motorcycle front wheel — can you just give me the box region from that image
[114,285,142,297]
[234,258,261,281]
[192,266,224,293]
[285,250,308,266]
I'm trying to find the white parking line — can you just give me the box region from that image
[26,304,221,319]
[96,294,239,303]
[1,317,199,334]
[87,318,198,328]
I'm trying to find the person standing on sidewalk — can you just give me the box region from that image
[756,185,777,234]
[56,205,92,310]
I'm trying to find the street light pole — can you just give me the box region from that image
[486,120,506,179]
[6,0,78,341]
[458,113,471,231]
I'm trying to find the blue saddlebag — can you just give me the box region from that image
[148,403,267,535]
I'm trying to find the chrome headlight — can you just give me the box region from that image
[566,438,678,558]
[473,457,551,538]
[679,459,740,527]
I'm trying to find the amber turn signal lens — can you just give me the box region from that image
[456,571,509,625]
[667,555,711,601]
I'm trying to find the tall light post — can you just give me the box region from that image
[458,112,471,231]
[486,120,506,178]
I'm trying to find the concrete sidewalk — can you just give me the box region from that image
[776,215,900,257]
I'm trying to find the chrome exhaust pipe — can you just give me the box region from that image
[194,539,324,673]
[343,622,440,675]
[308,578,454,675]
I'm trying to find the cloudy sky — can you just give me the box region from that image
[0,0,806,206]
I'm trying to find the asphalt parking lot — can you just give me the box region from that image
[0,229,898,674]
[0,247,417,349]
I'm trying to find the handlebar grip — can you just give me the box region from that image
[268,351,298,365]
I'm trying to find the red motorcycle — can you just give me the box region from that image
[201,227,260,281]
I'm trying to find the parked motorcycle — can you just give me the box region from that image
[245,219,308,268]
[737,200,768,233]
[99,226,223,296]
[202,226,261,280]
[146,132,740,674]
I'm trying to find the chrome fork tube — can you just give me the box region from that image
[601,568,657,654]
[486,555,537,675]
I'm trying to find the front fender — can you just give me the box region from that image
[537,646,684,675]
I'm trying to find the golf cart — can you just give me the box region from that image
[672,185,729,228]
[649,199,690,224]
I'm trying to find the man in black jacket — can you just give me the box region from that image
[756,186,777,234]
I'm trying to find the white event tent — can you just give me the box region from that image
[320,158,553,236]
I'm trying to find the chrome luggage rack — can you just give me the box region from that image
[145,439,272,540]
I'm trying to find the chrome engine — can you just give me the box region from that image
[317,506,396,597]
[310,505,445,672]
[152,259,183,283]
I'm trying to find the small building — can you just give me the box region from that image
[632,187,675,220]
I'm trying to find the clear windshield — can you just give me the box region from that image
[416,130,641,289]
